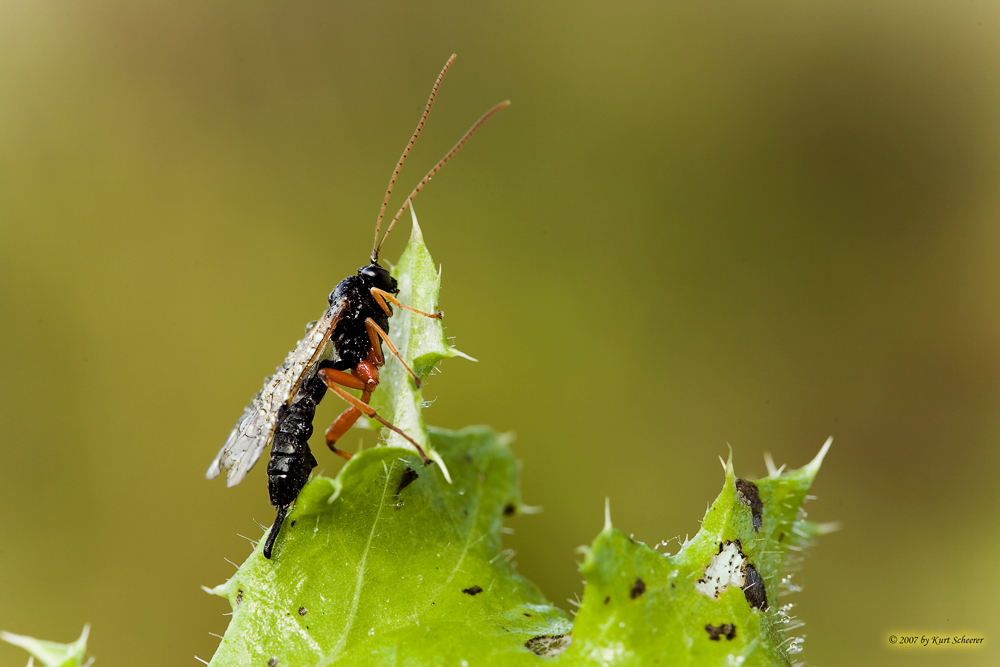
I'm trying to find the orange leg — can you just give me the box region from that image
[318,365,377,459]
[324,396,369,461]
[365,321,385,366]
[366,318,422,388]
[319,368,367,391]
[317,368,430,464]
[318,364,380,460]
[371,287,443,319]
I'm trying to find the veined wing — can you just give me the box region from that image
[206,297,348,487]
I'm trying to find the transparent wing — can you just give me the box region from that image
[205,298,348,487]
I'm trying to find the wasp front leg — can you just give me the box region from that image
[370,287,443,320]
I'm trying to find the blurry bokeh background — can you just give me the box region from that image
[1,1,998,665]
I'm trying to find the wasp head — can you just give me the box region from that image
[358,263,398,294]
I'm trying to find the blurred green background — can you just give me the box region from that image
[1,1,998,665]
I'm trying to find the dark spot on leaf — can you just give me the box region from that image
[742,564,768,610]
[268,658,279,667]
[630,578,646,599]
[504,503,516,517]
[290,520,296,528]
[603,596,610,604]
[463,586,483,596]
[525,634,572,657]
[523,613,532,617]
[464,452,473,463]
[705,623,737,641]
[778,532,785,542]
[298,607,307,616]
[236,589,243,605]
[735,478,764,532]
[395,467,419,500]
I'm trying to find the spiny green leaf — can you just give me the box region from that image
[559,442,833,667]
[205,426,571,666]
[0,625,91,667]
[205,436,831,666]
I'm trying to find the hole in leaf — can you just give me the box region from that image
[705,623,737,641]
[525,634,572,657]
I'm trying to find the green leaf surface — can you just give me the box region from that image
[1,625,91,667]
[206,426,572,666]
[557,443,832,666]
[206,221,831,666]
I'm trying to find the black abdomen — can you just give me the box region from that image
[267,372,325,506]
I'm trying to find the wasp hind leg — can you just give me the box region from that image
[263,504,290,559]
[324,405,367,461]
[317,368,431,465]
[317,366,378,461]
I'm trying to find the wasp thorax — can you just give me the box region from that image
[359,263,398,294]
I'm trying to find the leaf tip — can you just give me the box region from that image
[805,436,833,476]
[202,582,233,599]
[325,476,344,504]
[409,204,423,241]
[428,450,453,484]
[763,451,776,476]
[449,347,478,362]
[79,624,90,645]
[2,624,90,666]
[817,520,842,535]
[721,444,734,480]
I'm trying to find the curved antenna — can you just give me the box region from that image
[371,54,456,264]
[374,99,511,259]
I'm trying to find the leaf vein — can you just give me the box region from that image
[320,461,395,665]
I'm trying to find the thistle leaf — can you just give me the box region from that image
[1,625,91,667]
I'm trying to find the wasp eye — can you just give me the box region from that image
[359,264,398,293]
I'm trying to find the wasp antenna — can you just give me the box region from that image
[376,99,511,259]
[371,54,457,264]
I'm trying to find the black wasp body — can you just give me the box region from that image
[262,264,399,558]
[266,376,322,508]
[326,266,396,373]
[205,54,509,560]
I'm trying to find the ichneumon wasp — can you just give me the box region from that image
[206,54,508,558]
